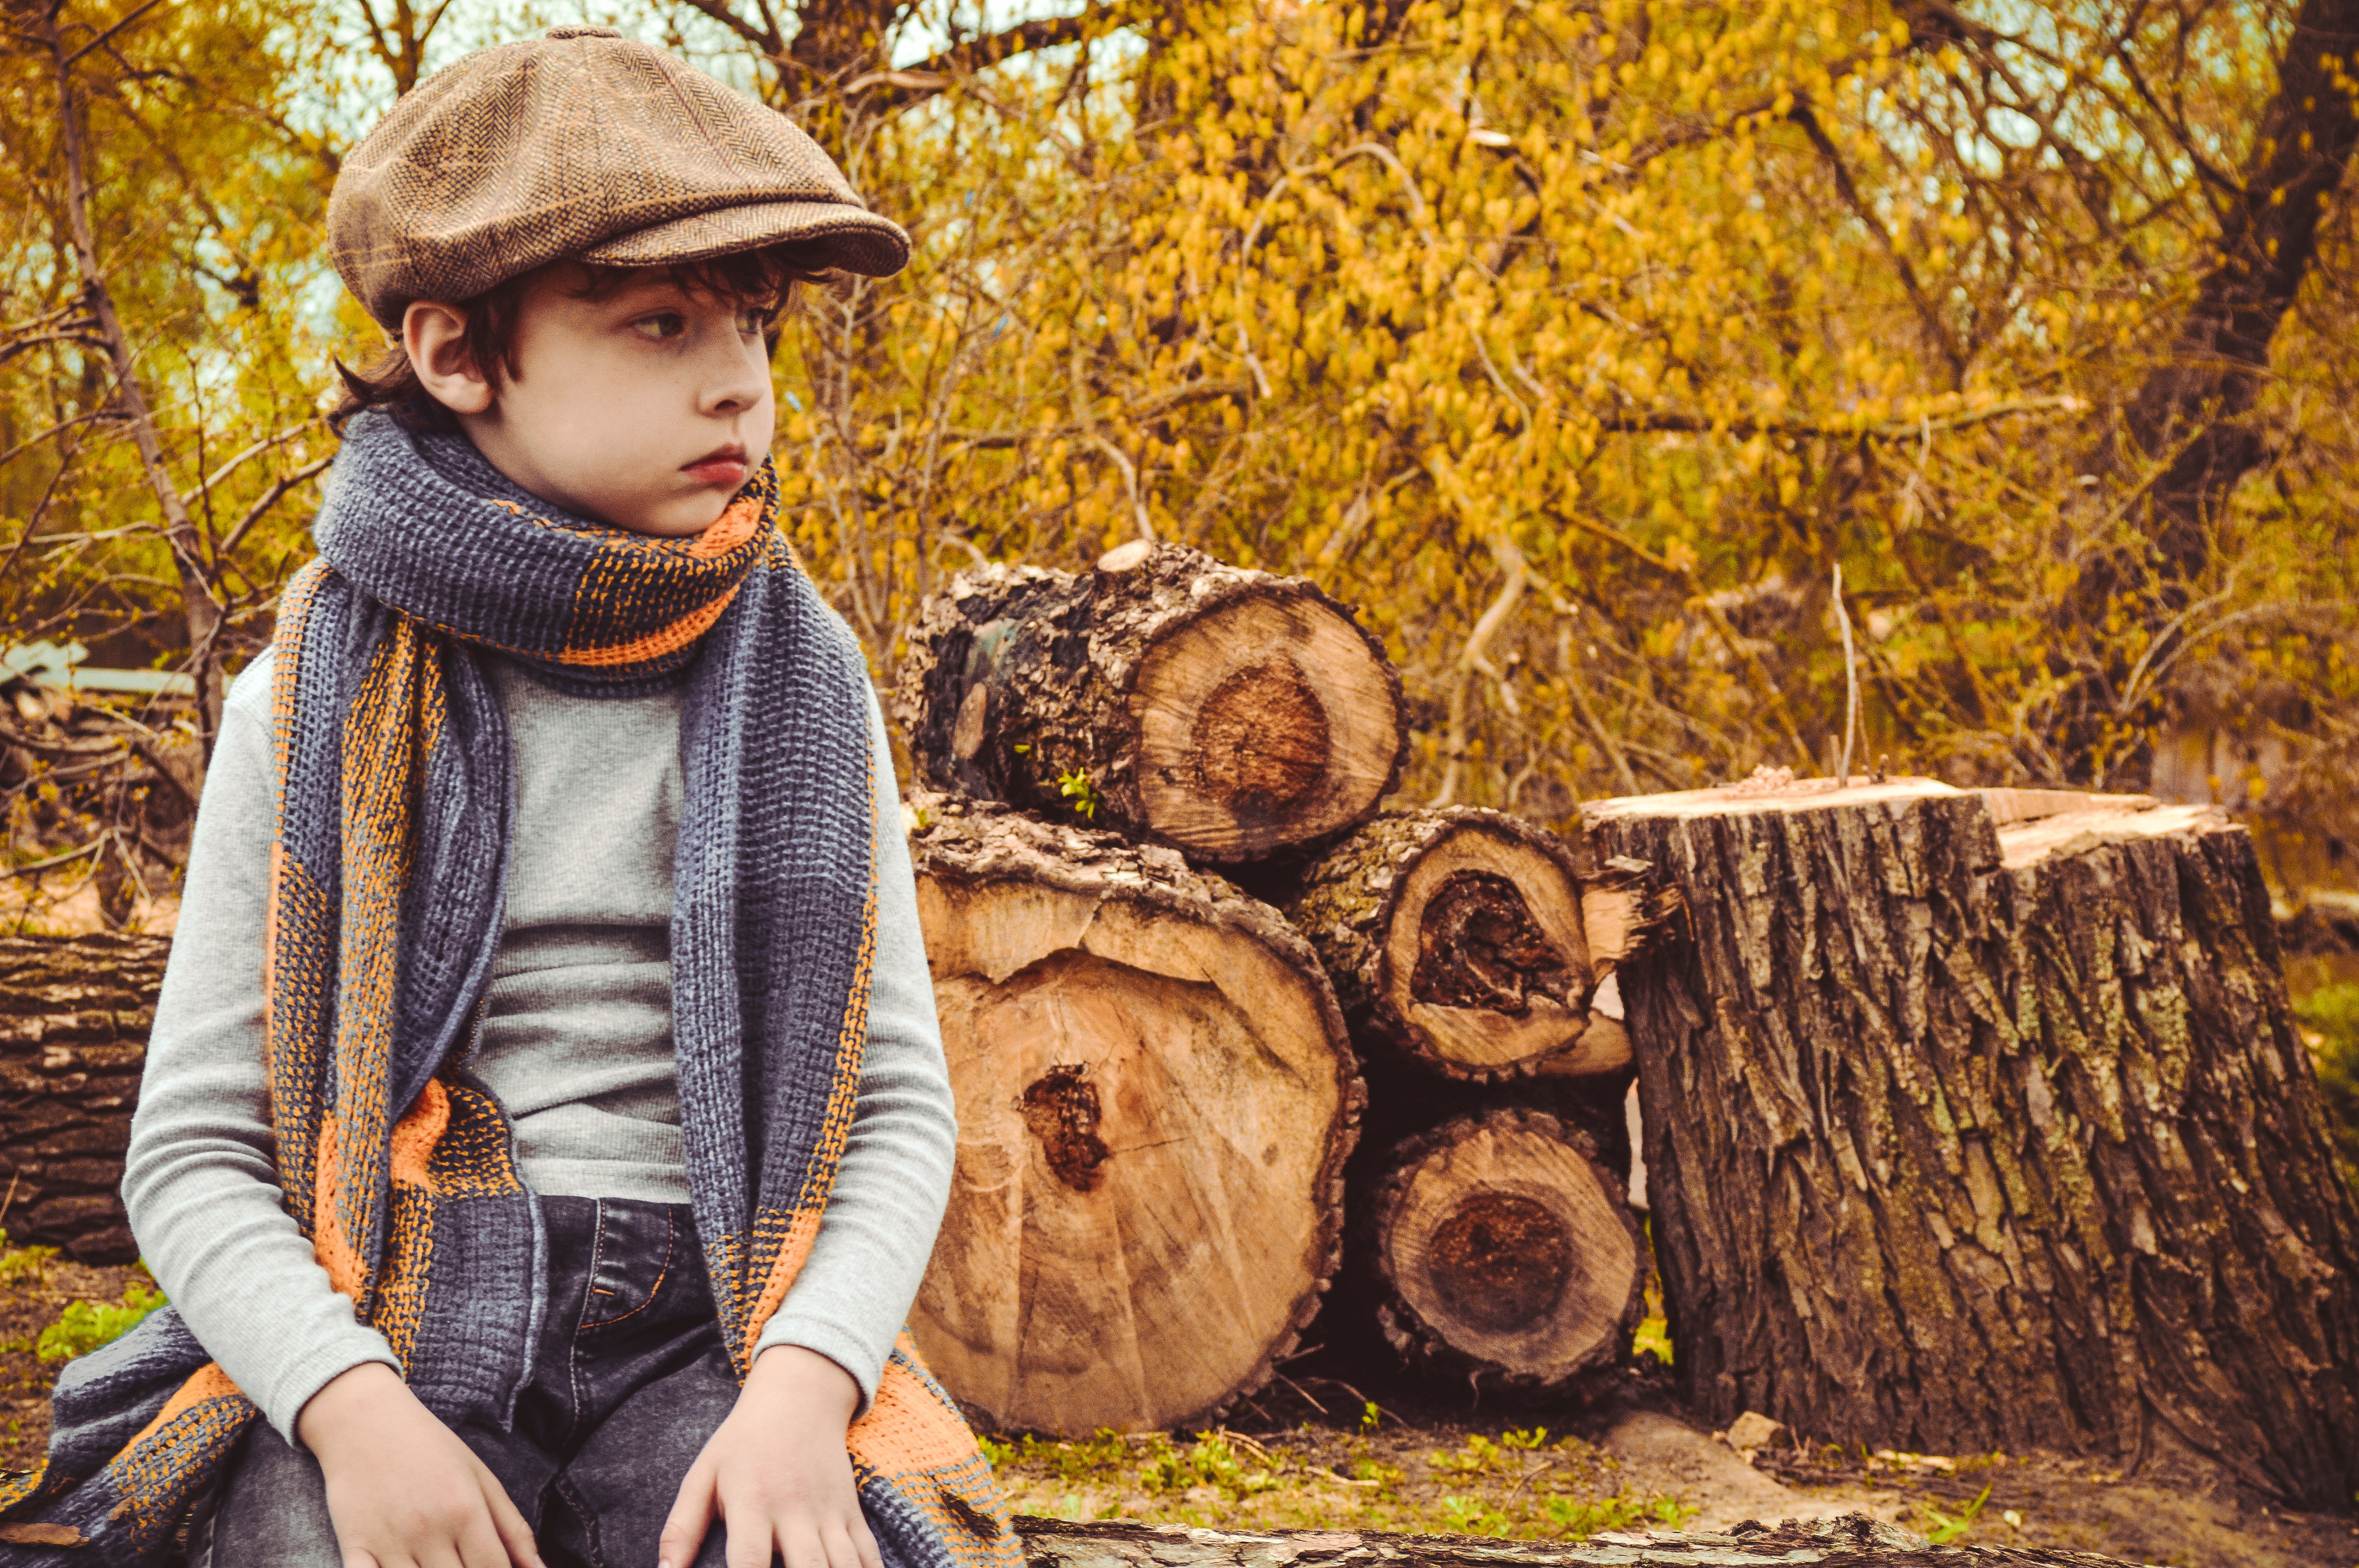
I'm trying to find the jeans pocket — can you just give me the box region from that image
[580,1200,678,1328]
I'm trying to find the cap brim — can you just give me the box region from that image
[580,200,911,278]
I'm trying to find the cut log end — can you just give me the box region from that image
[1364,1109,1643,1389]
[1134,591,1404,862]
[908,805,1359,1436]
[1290,811,1653,1080]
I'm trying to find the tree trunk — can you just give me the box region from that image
[0,934,166,1263]
[1012,1512,2148,1567]
[1283,809,1670,1080]
[43,7,224,751]
[1352,1108,1643,1392]
[1587,777,2359,1510]
[906,799,1362,1435]
[891,543,1406,865]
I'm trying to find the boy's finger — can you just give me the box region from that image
[474,1466,546,1568]
[768,1520,825,1568]
[819,1520,871,1568]
[849,1514,885,1568]
[722,1518,788,1565]
[658,1460,721,1568]
[458,1509,516,1568]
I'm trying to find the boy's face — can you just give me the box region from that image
[404,264,778,538]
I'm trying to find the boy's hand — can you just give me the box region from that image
[658,1345,879,1568]
[298,1361,545,1568]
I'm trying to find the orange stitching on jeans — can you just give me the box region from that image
[580,1207,675,1328]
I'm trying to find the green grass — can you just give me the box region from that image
[37,1279,165,1363]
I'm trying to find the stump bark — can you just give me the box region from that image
[905,800,1361,1434]
[1354,1108,1643,1391]
[0,934,165,1263]
[1014,1513,2148,1567]
[892,544,1406,864]
[1284,809,1669,1081]
[1587,777,2359,1509]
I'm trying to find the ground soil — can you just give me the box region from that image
[978,1357,2359,1568]
[0,1256,145,1470]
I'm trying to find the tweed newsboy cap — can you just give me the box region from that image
[328,25,911,329]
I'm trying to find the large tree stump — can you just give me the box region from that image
[906,799,1361,1434]
[1587,777,2359,1509]
[1014,1513,2148,1567]
[0,934,166,1263]
[1353,1108,1644,1391]
[1283,809,1669,1081]
[892,544,1406,864]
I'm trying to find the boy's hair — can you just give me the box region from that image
[331,243,832,434]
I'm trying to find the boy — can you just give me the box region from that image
[0,27,1011,1568]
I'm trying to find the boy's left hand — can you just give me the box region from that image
[658,1345,881,1568]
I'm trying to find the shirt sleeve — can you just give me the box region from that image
[121,647,404,1443]
[752,686,958,1414]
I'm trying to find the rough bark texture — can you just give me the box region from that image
[1585,777,2359,1510]
[0,934,165,1263]
[1013,1513,2147,1568]
[1285,810,1670,1081]
[892,544,1406,864]
[905,798,1362,1435]
[1352,1108,1644,1392]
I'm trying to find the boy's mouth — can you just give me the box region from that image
[682,444,749,487]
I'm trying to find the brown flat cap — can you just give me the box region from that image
[329,25,911,329]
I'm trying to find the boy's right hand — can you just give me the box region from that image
[298,1362,546,1568]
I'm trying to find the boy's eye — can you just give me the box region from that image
[736,305,776,336]
[631,312,687,341]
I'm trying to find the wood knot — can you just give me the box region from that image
[1410,870,1572,1014]
[1020,1064,1110,1192]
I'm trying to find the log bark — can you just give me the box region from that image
[0,934,166,1263]
[1012,1512,2147,1567]
[1586,777,2359,1510]
[1283,809,1672,1081]
[906,798,1362,1434]
[892,543,1406,864]
[1353,1108,1644,1392]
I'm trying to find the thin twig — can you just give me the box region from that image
[60,0,168,65]
[1832,562,1859,786]
[215,453,332,560]
[3,840,105,878]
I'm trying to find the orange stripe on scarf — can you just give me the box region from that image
[118,1365,240,1459]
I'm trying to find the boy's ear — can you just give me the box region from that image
[402,301,495,415]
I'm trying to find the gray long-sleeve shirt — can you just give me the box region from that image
[124,648,956,1442]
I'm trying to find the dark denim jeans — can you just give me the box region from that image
[198,1197,740,1568]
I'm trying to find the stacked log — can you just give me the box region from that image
[899,544,1661,1425]
[1587,775,2359,1510]
[906,802,1359,1434]
[1353,1108,1643,1390]
[0,934,165,1263]
[893,542,1407,864]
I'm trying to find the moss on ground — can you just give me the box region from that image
[980,1419,1694,1540]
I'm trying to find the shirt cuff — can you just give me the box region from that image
[258,1329,404,1446]
[753,1315,883,1418]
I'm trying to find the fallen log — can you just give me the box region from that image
[1012,1512,2147,1567]
[892,543,1406,864]
[1284,809,1670,1081]
[1588,775,2359,1510]
[906,799,1361,1435]
[0,934,166,1262]
[1354,1108,1643,1390]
